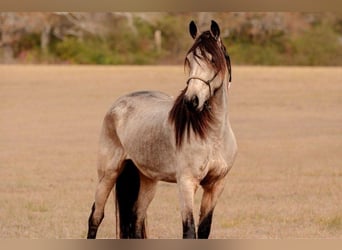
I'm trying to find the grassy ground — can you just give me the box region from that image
[0,65,341,238]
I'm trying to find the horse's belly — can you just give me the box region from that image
[134,161,177,183]
[122,125,177,183]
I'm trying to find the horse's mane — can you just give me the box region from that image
[169,30,231,148]
[184,31,231,81]
[169,88,215,148]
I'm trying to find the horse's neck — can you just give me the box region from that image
[212,80,230,134]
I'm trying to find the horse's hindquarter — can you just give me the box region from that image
[110,91,178,182]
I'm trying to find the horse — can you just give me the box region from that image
[87,20,237,239]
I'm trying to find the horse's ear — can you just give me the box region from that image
[210,20,220,40]
[189,20,197,39]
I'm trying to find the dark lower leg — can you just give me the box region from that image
[134,217,147,239]
[182,214,196,239]
[87,203,104,239]
[197,209,214,239]
[119,211,146,239]
[198,179,225,239]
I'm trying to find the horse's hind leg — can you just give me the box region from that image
[115,161,157,239]
[87,117,125,239]
[87,164,121,239]
[134,174,157,238]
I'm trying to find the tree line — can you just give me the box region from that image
[0,12,341,65]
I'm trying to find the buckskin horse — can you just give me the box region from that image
[87,20,237,239]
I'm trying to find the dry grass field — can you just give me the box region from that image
[0,65,341,239]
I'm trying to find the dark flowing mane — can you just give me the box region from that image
[169,30,231,148]
[169,88,215,148]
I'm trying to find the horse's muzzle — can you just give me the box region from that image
[184,95,199,111]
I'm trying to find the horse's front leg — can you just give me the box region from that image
[198,177,226,239]
[177,176,198,239]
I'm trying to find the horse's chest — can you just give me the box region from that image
[199,154,229,185]
[185,145,226,183]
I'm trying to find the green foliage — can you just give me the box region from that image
[53,37,120,64]
[8,14,342,66]
[13,33,41,57]
[289,24,342,65]
[226,23,342,66]
[49,17,160,65]
[227,41,286,65]
[156,15,189,53]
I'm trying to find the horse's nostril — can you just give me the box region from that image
[184,95,199,110]
[191,96,199,108]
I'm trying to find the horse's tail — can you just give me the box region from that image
[115,159,146,238]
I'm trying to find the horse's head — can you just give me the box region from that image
[184,20,231,112]
[169,20,232,147]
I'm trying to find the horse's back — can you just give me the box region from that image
[108,90,172,125]
[124,90,171,101]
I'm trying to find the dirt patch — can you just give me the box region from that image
[0,65,341,238]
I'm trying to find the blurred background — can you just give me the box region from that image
[1,12,341,66]
[1,12,342,238]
